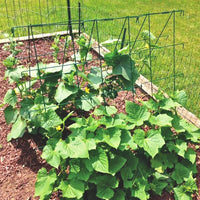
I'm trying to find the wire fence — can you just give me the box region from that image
[2,11,186,112]
[0,0,87,37]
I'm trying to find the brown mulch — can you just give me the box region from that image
[0,37,200,200]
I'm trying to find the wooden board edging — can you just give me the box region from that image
[0,30,79,44]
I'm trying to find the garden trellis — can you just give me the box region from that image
[8,10,185,114]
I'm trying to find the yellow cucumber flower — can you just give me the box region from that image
[28,95,33,99]
[85,87,90,94]
[14,88,18,94]
[56,125,62,131]
[145,43,149,49]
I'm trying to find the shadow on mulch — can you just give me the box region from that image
[10,134,50,173]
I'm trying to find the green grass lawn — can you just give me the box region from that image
[0,0,199,117]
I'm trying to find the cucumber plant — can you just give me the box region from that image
[2,34,200,200]
[2,34,139,141]
[35,93,199,200]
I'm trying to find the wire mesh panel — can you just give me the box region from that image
[0,0,84,37]
[83,11,184,94]
[2,11,181,115]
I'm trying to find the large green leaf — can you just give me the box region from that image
[124,154,139,172]
[31,62,75,76]
[130,167,150,200]
[174,175,197,199]
[67,137,89,159]
[54,139,69,159]
[125,101,150,126]
[131,182,149,200]
[174,186,191,200]
[20,98,34,120]
[97,185,114,199]
[55,82,77,103]
[7,116,26,141]
[69,116,99,133]
[186,129,200,143]
[173,90,187,107]
[76,95,100,111]
[41,109,62,130]
[87,67,102,89]
[59,179,85,199]
[159,98,180,110]
[104,50,120,67]
[4,89,17,106]
[55,137,89,159]
[166,140,187,158]
[149,114,173,127]
[34,95,49,104]
[90,147,109,173]
[68,159,91,181]
[4,105,18,125]
[161,127,174,140]
[119,129,137,151]
[150,178,168,196]
[104,51,139,83]
[98,115,132,130]
[69,159,81,173]
[94,105,118,116]
[151,152,178,173]
[113,55,139,81]
[8,65,27,83]
[41,138,61,168]
[3,55,17,68]
[90,173,118,187]
[120,167,134,188]
[96,127,121,149]
[110,189,126,200]
[90,174,118,199]
[86,135,96,151]
[178,119,198,133]
[123,157,150,199]
[109,155,127,174]
[172,116,186,133]
[142,99,159,111]
[105,127,121,148]
[133,129,165,158]
[105,106,118,116]
[185,148,196,164]
[171,163,191,184]
[35,168,57,200]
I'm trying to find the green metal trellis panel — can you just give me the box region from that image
[0,0,84,37]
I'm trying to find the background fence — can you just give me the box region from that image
[0,0,86,37]
[0,0,199,117]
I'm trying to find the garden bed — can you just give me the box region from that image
[0,33,200,200]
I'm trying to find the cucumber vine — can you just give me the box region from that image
[2,34,199,200]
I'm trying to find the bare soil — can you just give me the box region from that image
[0,37,199,200]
